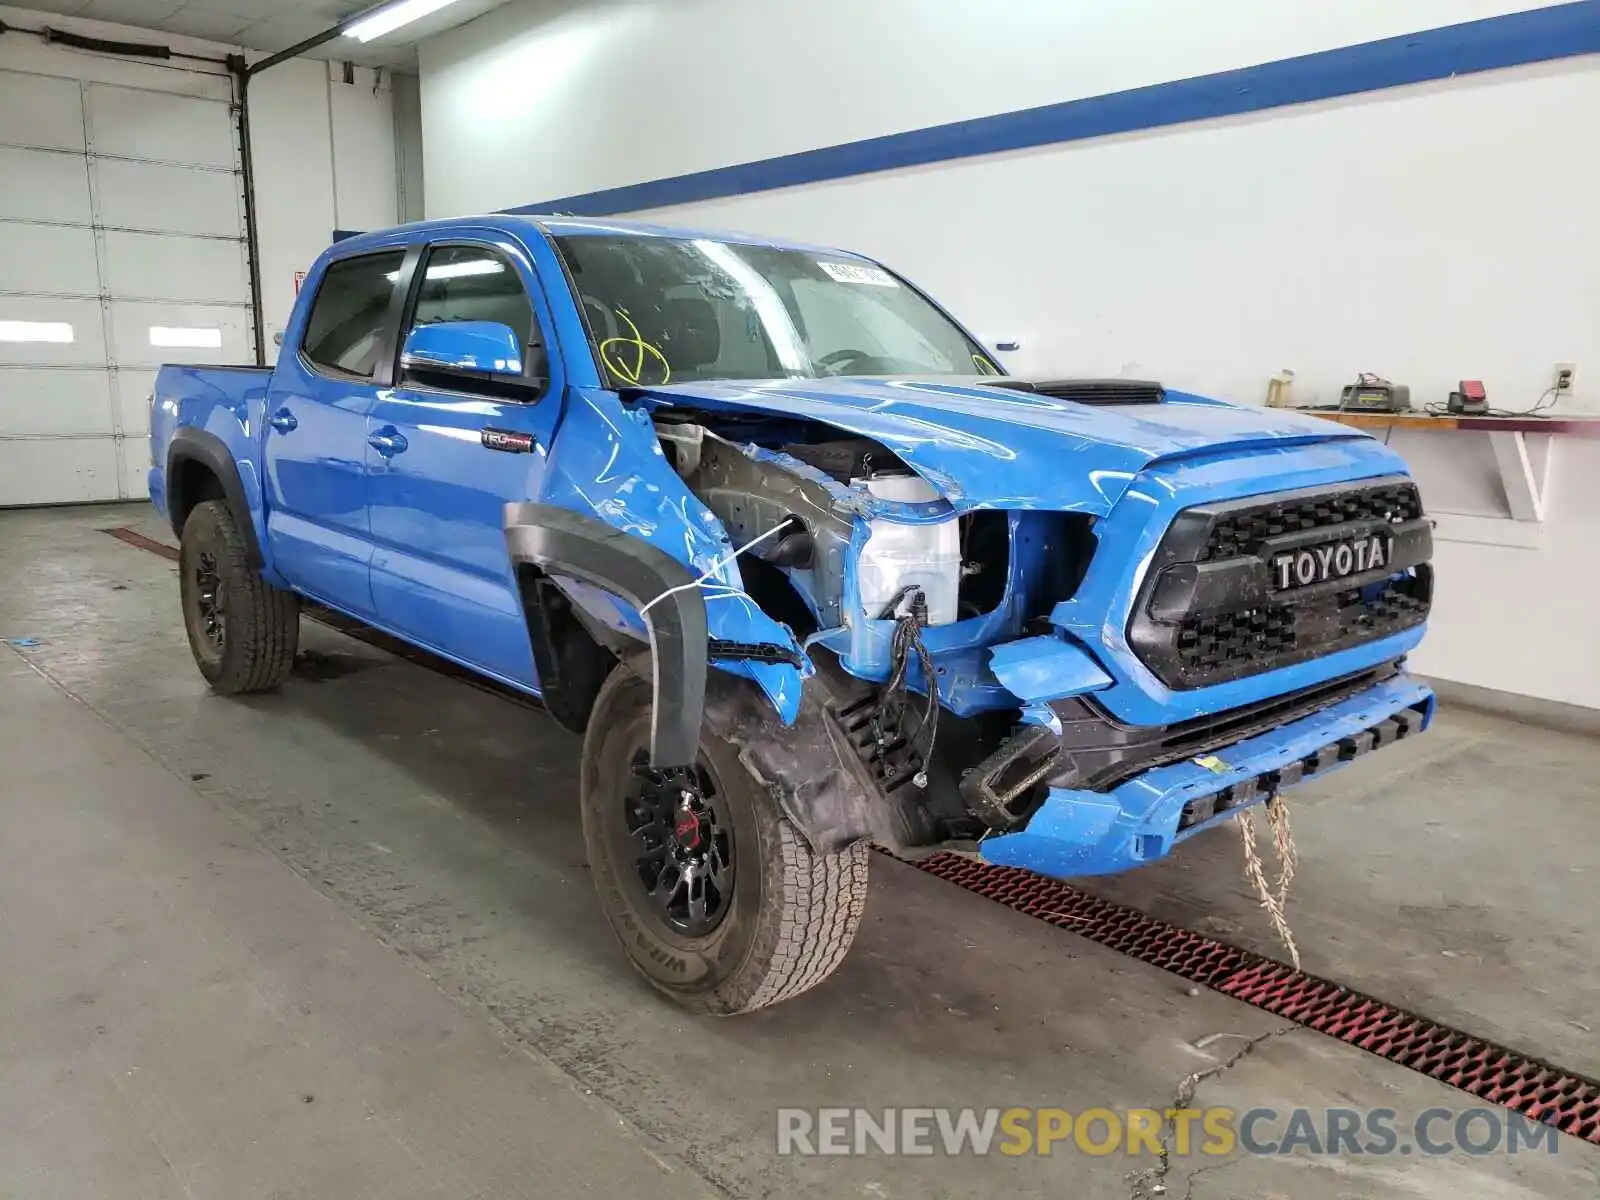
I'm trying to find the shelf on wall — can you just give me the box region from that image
[1302,411,1600,438]
[1299,410,1600,548]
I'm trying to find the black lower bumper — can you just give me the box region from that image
[1175,702,1426,831]
[958,661,1406,828]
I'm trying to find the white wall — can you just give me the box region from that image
[419,0,1600,711]
[1411,435,1600,708]
[392,70,428,224]
[251,58,400,348]
[0,6,404,354]
[420,0,1567,213]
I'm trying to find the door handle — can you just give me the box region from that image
[367,427,409,457]
[267,408,298,433]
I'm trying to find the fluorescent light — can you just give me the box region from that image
[0,320,73,344]
[384,260,502,284]
[149,326,223,349]
[345,0,465,41]
[425,259,503,281]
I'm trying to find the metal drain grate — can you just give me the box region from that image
[896,850,1600,1145]
[102,526,1600,1146]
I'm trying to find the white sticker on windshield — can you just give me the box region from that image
[817,260,898,287]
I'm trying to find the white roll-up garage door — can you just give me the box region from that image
[0,64,253,506]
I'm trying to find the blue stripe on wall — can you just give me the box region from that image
[506,2,1600,218]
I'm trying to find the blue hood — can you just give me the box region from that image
[638,377,1371,514]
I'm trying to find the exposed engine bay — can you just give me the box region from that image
[651,407,1102,857]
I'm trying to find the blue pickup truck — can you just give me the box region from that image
[149,215,1434,1013]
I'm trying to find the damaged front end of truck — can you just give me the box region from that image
[505,374,1436,881]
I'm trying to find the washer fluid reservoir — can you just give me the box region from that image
[854,472,961,626]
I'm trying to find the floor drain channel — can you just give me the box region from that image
[104,526,180,561]
[103,526,1600,1145]
[890,849,1600,1145]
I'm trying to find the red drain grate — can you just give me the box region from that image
[898,850,1600,1145]
[105,525,179,561]
[102,526,1600,1145]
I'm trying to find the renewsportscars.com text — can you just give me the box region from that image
[775,1106,1559,1158]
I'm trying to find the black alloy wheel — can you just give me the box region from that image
[194,549,227,653]
[622,759,736,937]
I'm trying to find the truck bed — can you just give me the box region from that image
[147,363,276,550]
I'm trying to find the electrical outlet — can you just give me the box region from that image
[1554,362,1577,394]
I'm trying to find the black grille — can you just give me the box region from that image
[1172,574,1429,681]
[1201,482,1423,561]
[1175,605,1298,677]
[1129,476,1433,690]
[1351,575,1432,630]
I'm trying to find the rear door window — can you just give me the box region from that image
[301,250,405,378]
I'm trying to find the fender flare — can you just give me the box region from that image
[166,428,263,569]
[504,502,706,769]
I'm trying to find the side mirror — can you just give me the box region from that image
[400,321,531,383]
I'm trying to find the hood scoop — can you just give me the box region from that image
[982,378,1166,406]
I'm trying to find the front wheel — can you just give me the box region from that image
[179,499,299,693]
[580,668,869,1014]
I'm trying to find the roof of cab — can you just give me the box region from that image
[328,213,865,260]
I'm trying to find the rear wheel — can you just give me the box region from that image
[580,668,869,1014]
[179,499,299,693]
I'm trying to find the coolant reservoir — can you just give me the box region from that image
[854,472,961,626]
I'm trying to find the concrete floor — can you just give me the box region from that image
[1,502,1597,1199]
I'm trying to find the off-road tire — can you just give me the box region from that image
[581,668,869,1014]
[179,499,299,693]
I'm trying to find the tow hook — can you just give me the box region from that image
[959,725,1063,829]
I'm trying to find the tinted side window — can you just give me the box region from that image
[301,250,405,378]
[409,245,535,350]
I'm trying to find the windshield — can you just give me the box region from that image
[553,234,999,387]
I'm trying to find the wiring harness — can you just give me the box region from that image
[871,587,940,790]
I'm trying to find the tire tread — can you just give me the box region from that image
[182,500,299,693]
[582,668,869,1016]
[718,815,869,1014]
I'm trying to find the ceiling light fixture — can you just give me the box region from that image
[149,326,223,349]
[344,0,466,42]
[0,320,74,344]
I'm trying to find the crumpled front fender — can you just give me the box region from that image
[530,388,807,727]
[505,502,707,768]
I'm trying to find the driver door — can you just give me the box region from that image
[365,238,565,687]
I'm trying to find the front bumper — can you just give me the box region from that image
[978,673,1434,878]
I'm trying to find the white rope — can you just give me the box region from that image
[637,520,793,618]
[1237,794,1301,970]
